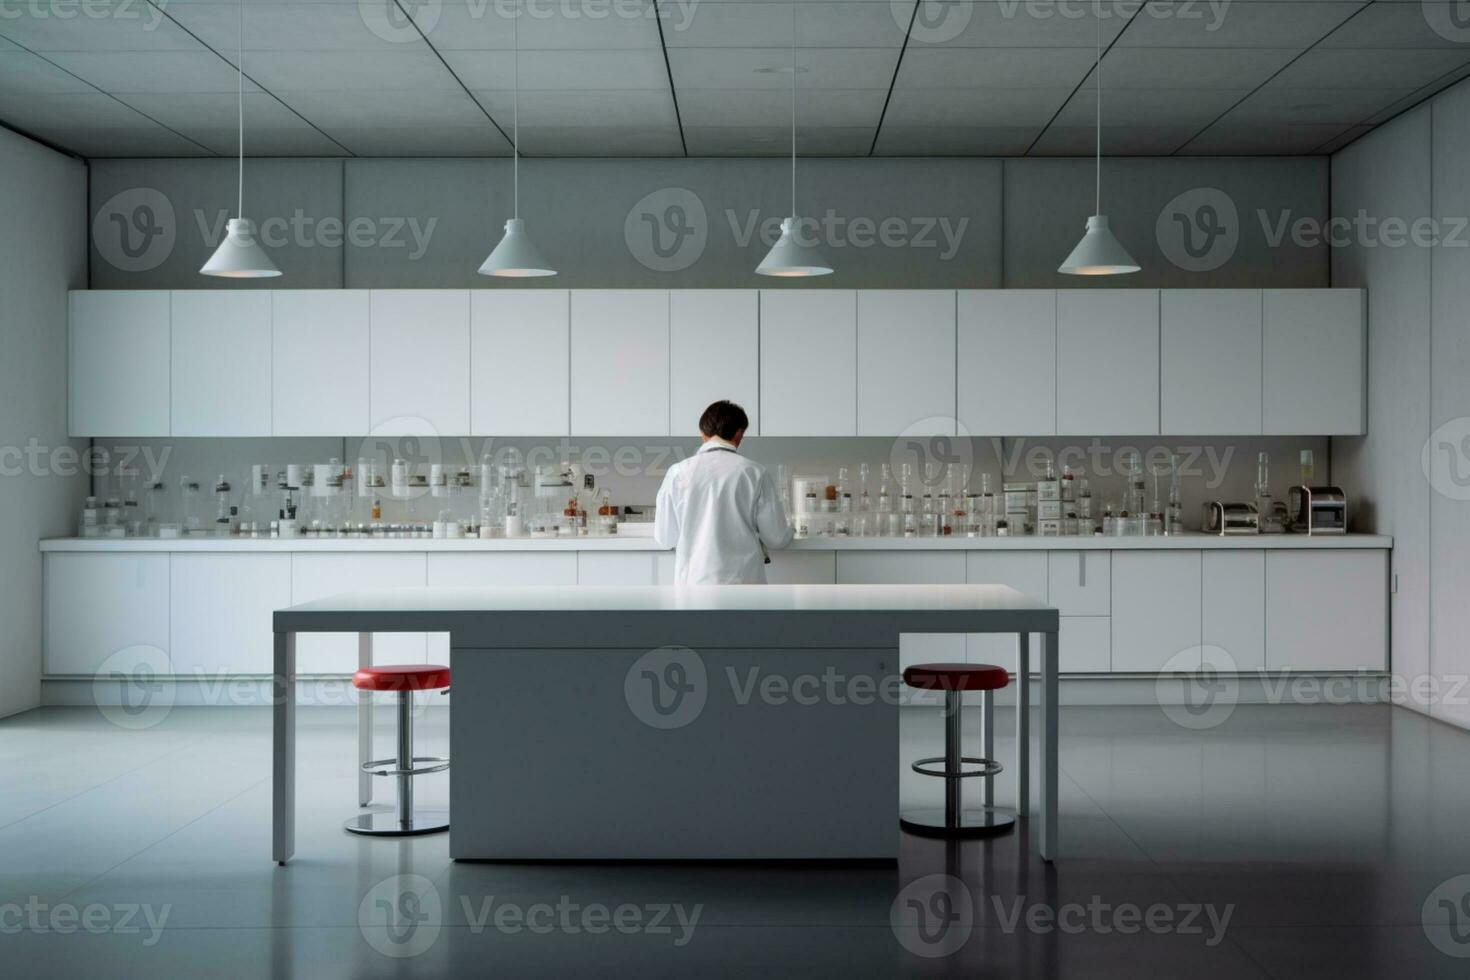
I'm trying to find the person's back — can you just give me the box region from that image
[654,401,793,585]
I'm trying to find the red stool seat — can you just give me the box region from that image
[903,663,1009,692]
[352,664,451,692]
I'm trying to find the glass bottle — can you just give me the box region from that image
[180,475,203,535]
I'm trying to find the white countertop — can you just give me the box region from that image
[42,533,1392,553]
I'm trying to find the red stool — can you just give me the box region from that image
[345,664,451,837]
[900,663,1015,838]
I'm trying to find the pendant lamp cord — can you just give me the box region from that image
[236,0,243,219]
[1094,8,1101,216]
[513,0,520,221]
[790,0,796,219]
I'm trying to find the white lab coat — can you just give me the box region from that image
[654,440,794,585]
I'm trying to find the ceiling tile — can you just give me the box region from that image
[1225,85,1418,124]
[0,90,213,154]
[668,46,901,88]
[1270,46,1470,88]
[240,49,464,91]
[882,86,1073,126]
[472,88,679,127]
[683,124,873,156]
[1028,123,1203,155]
[0,50,97,94]
[418,0,666,49]
[895,46,1098,87]
[513,124,685,155]
[665,2,908,48]
[872,125,1038,155]
[180,125,347,156]
[276,89,497,129]
[47,128,215,156]
[0,0,203,51]
[677,88,887,128]
[1180,119,1354,154]
[901,1,1134,48]
[43,50,261,92]
[443,48,671,89]
[328,126,509,156]
[1115,1,1363,49]
[1320,3,1470,48]
[108,91,317,130]
[161,2,413,52]
[1085,47,1300,89]
[1047,86,1251,126]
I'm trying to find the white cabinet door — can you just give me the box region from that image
[1059,617,1111,673]
[965,551,1049,673]
[1111,551,1203,672]
[70,290,171,437]
[670,291,759,436]
[1056,289,1160,436]
[658,549,834,585]
[44,554,169,674]
[1263,289,1366,435]
[856,290,956,436]
[471,290,569,436]
[577,552,659,586]
[1160,290,1262,436]
[273,290,370,436]
[1203,550,1265,672]
[760,290,857,436]
[427,553,578,588]
[1266,550,1387,670]
[369,290,470,436]
[290,554,427,673]
[1047,550,1110,616]
[570,290,670,436]
[171,291,273,436]
[957,290,1056,436]
[836,551,966,702]
[169,555,291,675]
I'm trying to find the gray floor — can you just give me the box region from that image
[2,702,1468,978]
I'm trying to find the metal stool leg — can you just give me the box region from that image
[982,689,995,808]
[345,688,449,838]
[900,687,1016,839]
[945,691,962,828]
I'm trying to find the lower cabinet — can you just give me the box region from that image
[965,551,1048,674]
[1203,550,1266,671]
[170,555,291,676]
[1059,617,1111,673]
[427,553,579,662]
[579,552,660,586]
[291,554,428,673]
[1111,552,1202,672]
[1266,550,1387,670]
[45,554,170,674]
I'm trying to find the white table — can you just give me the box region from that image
[271,584,1060,863]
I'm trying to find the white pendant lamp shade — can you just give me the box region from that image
[201,218,280,278]
[479,218,555,277]
[757,217,832,277]
[1057,215,1139,276]
[201,0,279,279]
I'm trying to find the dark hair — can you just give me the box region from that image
[699,400,749,441]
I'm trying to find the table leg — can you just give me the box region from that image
[358,632,373,807]
[1015,633,1029,818]
[1040,629,1059,863]
[272,630,296,865]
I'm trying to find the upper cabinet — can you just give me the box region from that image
[957,289,1056,436]
[1160,289,1262,436]
[272,290,370,436]
[369,290,470,437]
[1263,288,1366,436]
[1057,289,1160,436]
[67,288,1366,438]
[856,290,956,436]
[171,291,272,437]
[70,290,171,437]
[472,290,569,436]
[570,290,670,436]
[761,290,857,436]
[670,291,759,437]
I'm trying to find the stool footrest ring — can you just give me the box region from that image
[361,755,450,777]
[911,755,1003,779]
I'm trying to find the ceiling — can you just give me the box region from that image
[2,0,1468,159]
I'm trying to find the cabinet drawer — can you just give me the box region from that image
[1047,551,1110,616]
[1111,551,1202,673]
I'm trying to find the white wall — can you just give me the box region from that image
[1331,75,1470,728]
[0,129,88,718]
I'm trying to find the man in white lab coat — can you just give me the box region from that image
[655,400,794,585]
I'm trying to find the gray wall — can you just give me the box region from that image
[0,129,88,719]
[1331,75,1470,729]
[87,156,1328,290]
